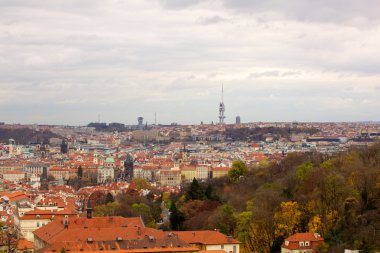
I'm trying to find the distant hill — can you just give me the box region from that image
[0,127,61,145]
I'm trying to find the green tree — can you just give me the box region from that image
[235,211,254,253]
[169,201,184,230]
[216,204,236,235]
[93,202,120,217]
[228,160,248,182]
[131,203,155,227]
[295,162,313,181]
[186,178,205,201]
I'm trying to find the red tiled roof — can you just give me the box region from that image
[175,231,240,245]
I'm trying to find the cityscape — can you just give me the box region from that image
[1,1,380,253]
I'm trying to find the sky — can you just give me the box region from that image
[0,0,380,125]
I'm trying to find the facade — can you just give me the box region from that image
[1,171,25,182]
[97,166,115,183]
[23,164,49,175]
[15,209,78,242]
[211,167,230,178]
[175,231,240,253]
[159,169,181,186]
[196,166,209,180]
[281,233,324,253]
[180,166,197,182]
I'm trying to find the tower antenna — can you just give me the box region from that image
[219,84,226,124]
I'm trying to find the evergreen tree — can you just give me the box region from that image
[205,183,217,200]
[169,202,184,230]
[186,178,205,201]
[77,165,83,178]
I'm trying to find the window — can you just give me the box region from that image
[299,241,304,247]
[285,241,289,246]
[233,245,237,253]
[305,241,310,246]
[37,222,40,227]
[221,245,224,249]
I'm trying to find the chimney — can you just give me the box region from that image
[137,227,141,236]
[63,218,69,229]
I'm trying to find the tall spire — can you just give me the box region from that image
[219,84,226,124]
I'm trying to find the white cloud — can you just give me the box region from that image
[0,0,379,124]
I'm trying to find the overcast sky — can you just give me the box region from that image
[1,0,379,125]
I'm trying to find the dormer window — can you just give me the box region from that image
[285,241,289,246]
[299,241,304,247]
[305,241,310,246]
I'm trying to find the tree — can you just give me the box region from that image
[215,204,236,235]
[93,202,120,217]
[295,162,313,181]
[274,201,302,238]
[132,203,155,227]
[235,211,254,253]
[131,178,151,191]
[105,192,114,204]
[0,224,18,253]
[228,160,248,182]
[185,178,205,201]
[169,202,184,230]
[77,165,83,178]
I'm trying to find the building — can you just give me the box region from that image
[33,216,199,253]
[236,116,241,124]
[180,165,197,182]
[15,209,78,242]
[137,117,144,130]
[219,85,225,124]
[97,166,114,183]
[281,233,324,253]
[1,171,25,183]
[33,216,240,253]
[159,168,181,186]
[210,167,230,178]
[175,230,240,253]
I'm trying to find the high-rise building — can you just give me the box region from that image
[137,117,144,129]
[219,85,225,124]
[236,116,241,124]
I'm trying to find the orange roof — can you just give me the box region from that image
[17,239,34,250]
[281,233,324,250]
[175,231,240,245]
[34,216,145,244]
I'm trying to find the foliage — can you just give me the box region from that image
[168,143,380,253]
[93,202,120,217]
[185,178,205,201]
[274,201,302,238]
[105,192,115,204]
[169,201,184,230]
[131,178,152,191]
[228,160,248,182]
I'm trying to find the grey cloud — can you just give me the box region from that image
[157,0,202,9]
[220,0,380,25]
[0,0,379,124]
[248,71,301,78]
[199,16,227,25]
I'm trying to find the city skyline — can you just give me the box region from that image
[1,0,380,125]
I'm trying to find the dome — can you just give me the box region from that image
[105,156,115,163]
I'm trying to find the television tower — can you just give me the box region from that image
[219,85,225,124]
